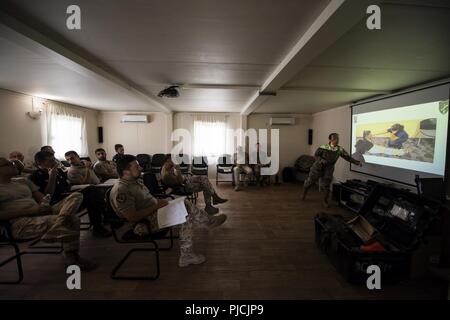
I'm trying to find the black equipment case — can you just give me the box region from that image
[315,185,441,284]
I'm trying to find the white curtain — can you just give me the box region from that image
[43,101,89,159]
[193,114,227,157]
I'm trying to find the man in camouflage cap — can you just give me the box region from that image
[302,133,361,207]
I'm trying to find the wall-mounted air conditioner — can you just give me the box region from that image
[270,117,295,125]
[121,115,150,123]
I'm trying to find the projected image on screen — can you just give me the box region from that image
[351,99,449,176]
[353,118,437,163]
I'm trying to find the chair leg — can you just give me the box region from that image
[28,238,64,253]
[111,241,160,280]
[0,243,24,285]
[160,228,177,251]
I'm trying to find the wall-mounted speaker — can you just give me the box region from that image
[98,126,103,144]
[308,129,313,145]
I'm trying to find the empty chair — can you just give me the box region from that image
[150,153,166,175]
[216,154,234,185]
[191,156,208,176]
[173,154,191,174]
[136,154,152,172]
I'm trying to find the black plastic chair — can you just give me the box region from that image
[216,154,234,186]
[150,153,166,175]
[173,154,191,174]
[104,188,175,280]
[136,154,152,172]
[192,156,208,176]
[143,172,167,198]
[0,221,63,284]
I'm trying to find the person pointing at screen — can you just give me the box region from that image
[302,133,362,207]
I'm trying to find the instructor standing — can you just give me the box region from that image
[302,133,361,207]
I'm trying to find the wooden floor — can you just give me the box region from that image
[0,182,444,299]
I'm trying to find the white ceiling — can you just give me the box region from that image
[256,0,450,113]
[0,0,448,114]
[0,35,162,110]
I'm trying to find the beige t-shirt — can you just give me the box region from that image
[0,178,39,215]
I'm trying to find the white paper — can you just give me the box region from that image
[157,196,188,229]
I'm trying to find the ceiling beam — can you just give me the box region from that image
[181,84,260,90]
[280,86,392,94]
[241,0,381,115]
[0,10,172,113]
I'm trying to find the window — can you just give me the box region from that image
[193,116,227,157]
[45,101,88,159]
[50,114,84,159]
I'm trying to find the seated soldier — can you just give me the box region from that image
[0,157,95,270]
[110,155,227,267]
[9,151,35,174]
[65,150,100,185]
[161,155,227,215]
[93,148,118,182]
[233,146,253,191]
[112,144,125,163]
[29,151,111,237]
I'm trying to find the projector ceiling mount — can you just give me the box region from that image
[157,85,180,98]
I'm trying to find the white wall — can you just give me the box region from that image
[247,114,312,172]
[0,89,99,161]
[99,111,171,157]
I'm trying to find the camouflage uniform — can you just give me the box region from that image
[0,178,83,252]
[93,160,118,182]
[304,144,359,202]
[110,178,213,257]
[161,166,217,206]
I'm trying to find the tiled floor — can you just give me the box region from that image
[0,183,445,299]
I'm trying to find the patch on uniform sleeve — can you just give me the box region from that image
[116,193,127,203]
